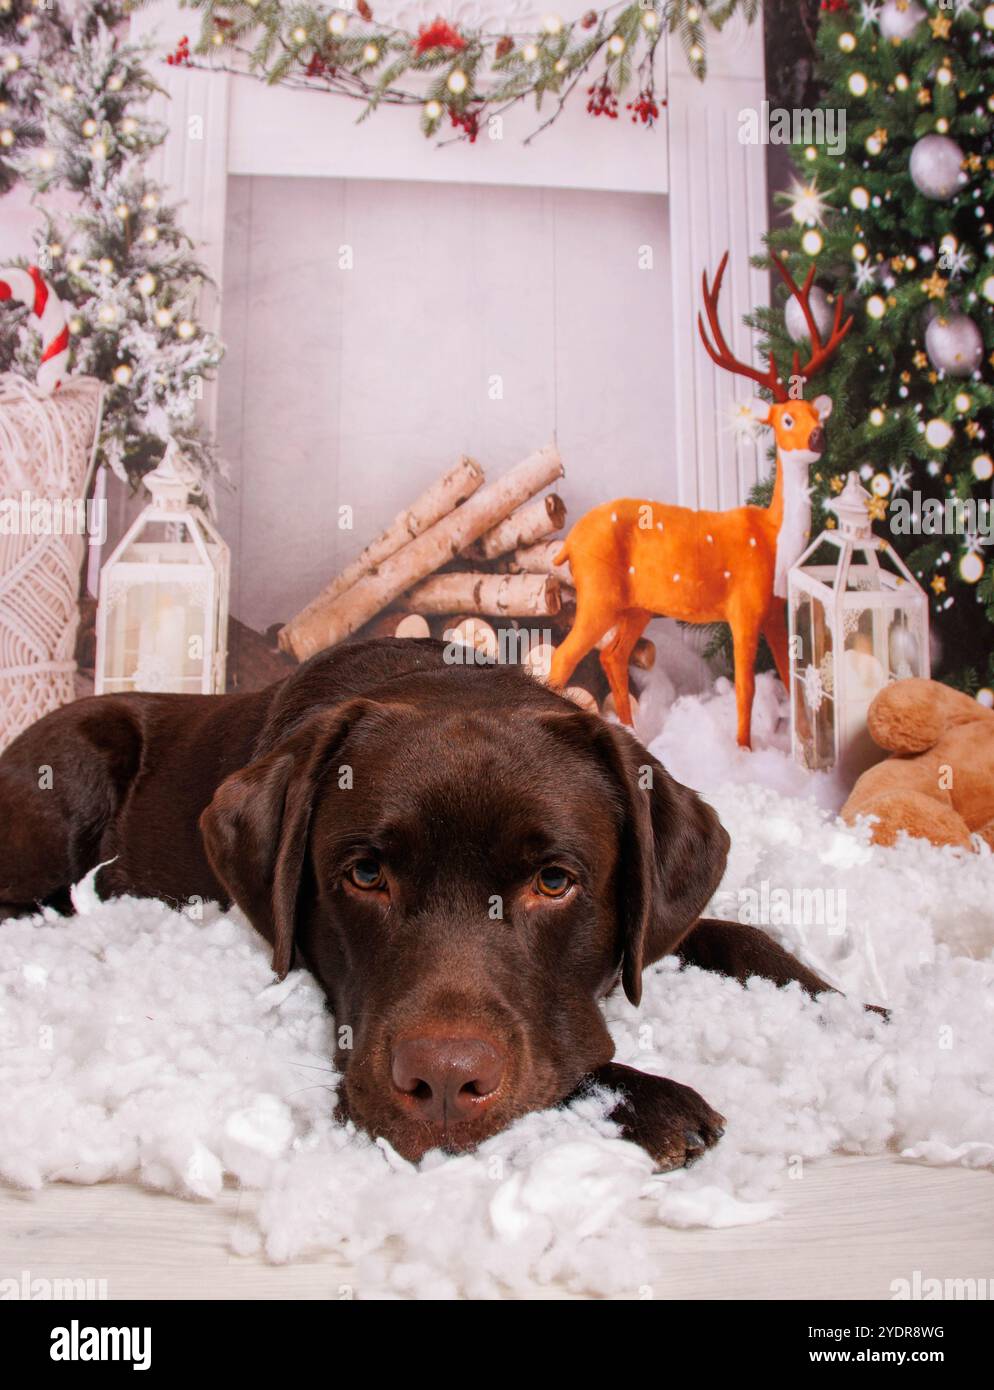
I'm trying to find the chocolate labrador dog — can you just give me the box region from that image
[0,637,836,1168]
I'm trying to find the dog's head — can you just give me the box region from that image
[200,669,728,1161]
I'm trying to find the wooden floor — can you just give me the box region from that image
[2,1153,991,1300]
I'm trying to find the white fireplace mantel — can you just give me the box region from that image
[134,1,771,511]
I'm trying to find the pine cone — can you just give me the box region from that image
[357,0,373,19]
[495,35,513,59]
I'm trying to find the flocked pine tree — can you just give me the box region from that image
[0,0,48,195]
[0,0,223,491]
[750,0,994,695]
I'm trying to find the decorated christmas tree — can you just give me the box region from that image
[0,0,223,490]
[751,0,993,695]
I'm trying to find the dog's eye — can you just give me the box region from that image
[535,866,574,899]
[347,858,385,891]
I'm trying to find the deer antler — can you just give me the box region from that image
[697,251,789,403]
[770,251,854,383]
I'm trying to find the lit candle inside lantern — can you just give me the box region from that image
[840,642,887,747]
[157,597,187,692]
[134,592,188,692]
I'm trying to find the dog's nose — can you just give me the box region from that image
[808,427,825,453]
[390,1036,505,1123]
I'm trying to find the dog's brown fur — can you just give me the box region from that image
[0,637,836,1167]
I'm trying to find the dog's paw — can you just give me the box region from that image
[595,1063,726,1172]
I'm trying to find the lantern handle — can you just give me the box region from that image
[143,438,202,508]
[826,471,875,541]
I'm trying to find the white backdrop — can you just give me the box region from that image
[217,175,672,632]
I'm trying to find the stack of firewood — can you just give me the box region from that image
[275,445,654,715]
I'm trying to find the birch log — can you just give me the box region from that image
[604,691,640,722]
[279,444,563,660]
[507,539,572,582]
[403,571,562,618]
[367,612,431,639]
[464,493,566,562]
[563,686,598,713]
[523,641,555,682]
[442,616,499,660]
[630,638,656,671]
[279,455,484,657]
[594,626,656,670]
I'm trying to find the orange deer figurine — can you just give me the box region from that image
[549,252,852,747]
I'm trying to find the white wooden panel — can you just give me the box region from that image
[666,8,771,510]
[225,74,669,195]
[216,178,673,632]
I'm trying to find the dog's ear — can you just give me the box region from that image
[200,698,396,979]
[607,724,729,1006]
[543,709,729,1007]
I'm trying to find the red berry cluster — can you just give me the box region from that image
[305,53,329,78]
[626,90,663,126]
[819,0,849,11]
[414,21,466,56]
[166,36,191,67]
[586,78,618,119]
[449,105,480,142]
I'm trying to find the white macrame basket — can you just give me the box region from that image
[0,374,105,751]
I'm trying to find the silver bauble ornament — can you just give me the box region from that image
[909,134,966,201]
[924,312,984,377]
[785,287,835,343]
[878,0,925,41]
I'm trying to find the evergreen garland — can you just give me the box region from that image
[177,1,760,142]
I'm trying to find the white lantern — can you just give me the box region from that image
[95,442,230,695]
[787,472,929,778]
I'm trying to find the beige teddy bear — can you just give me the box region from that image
[841,678,994,850]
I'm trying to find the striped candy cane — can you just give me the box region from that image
[0,264,71,394]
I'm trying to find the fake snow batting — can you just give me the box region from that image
[1,679,992,1298]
